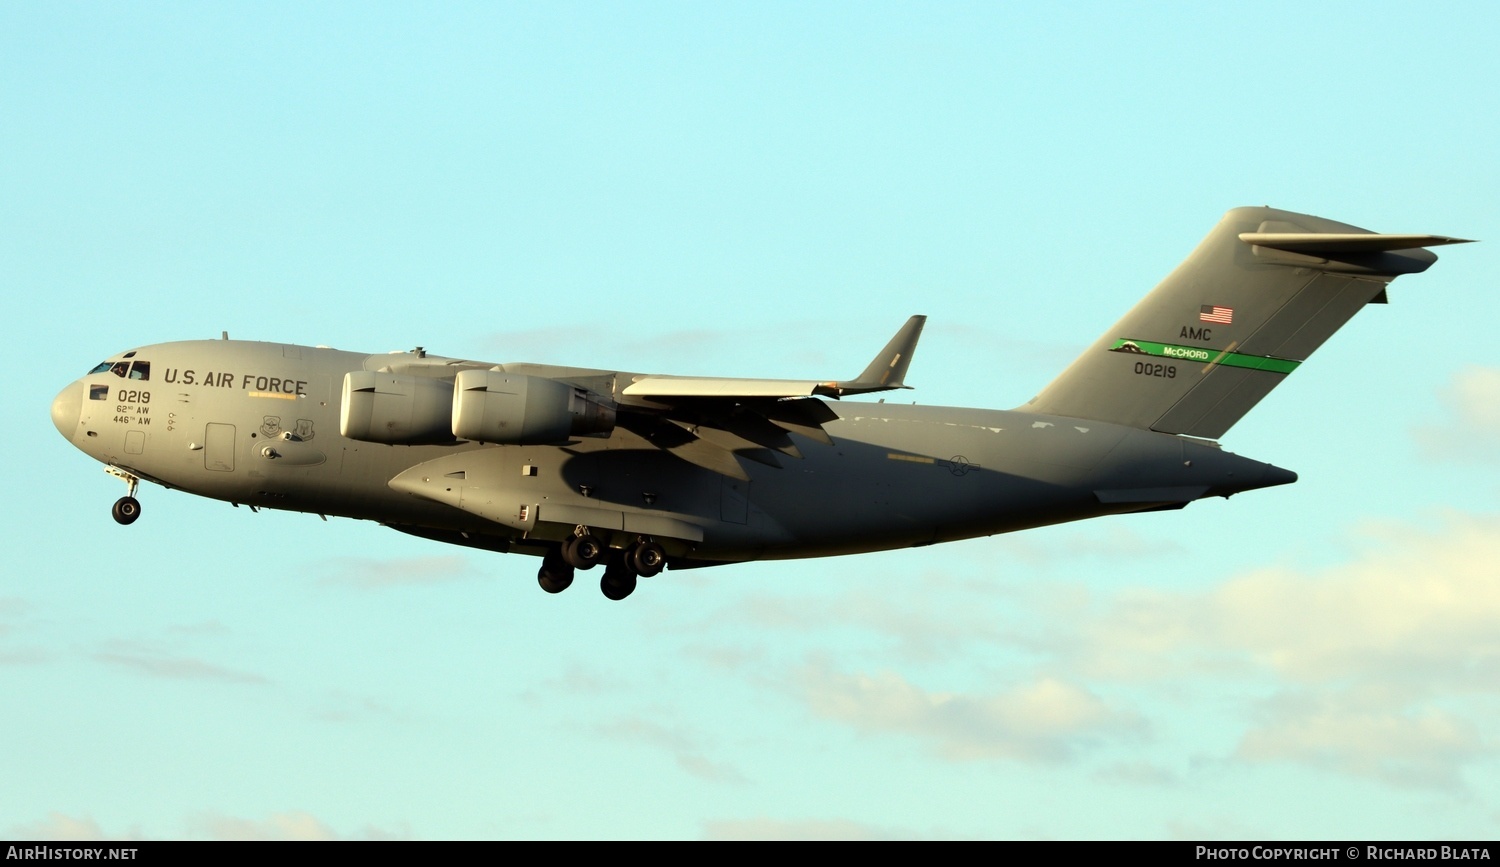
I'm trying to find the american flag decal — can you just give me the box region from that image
[1200,305,1233,324]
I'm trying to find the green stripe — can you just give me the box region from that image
[1110,339,1301,374]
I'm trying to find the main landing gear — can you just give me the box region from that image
[106,467,142,526]
[537,549,574,594]
[535,529,667,601]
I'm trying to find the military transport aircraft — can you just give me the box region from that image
[51,207,1471,600]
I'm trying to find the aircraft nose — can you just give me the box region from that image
[51,381,83,441]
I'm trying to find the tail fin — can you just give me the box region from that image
[1022,207,1471,439]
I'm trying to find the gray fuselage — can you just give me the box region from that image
[52,339,1294,566]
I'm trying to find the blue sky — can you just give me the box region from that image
[4,1,1497,840]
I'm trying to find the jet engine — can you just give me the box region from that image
[340,372,457,444]
[341,370,616,446]
[450,370,616,444]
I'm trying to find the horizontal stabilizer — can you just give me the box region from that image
[1236,224,1473,277]
[1239,232,1473,254]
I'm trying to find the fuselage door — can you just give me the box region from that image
[205,423,235,472]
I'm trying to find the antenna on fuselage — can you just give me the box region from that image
[221,331,229,340]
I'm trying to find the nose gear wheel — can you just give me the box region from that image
[112,496,141,525]
[106,467,142,525]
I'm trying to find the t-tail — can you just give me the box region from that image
[1022,206,1472,439]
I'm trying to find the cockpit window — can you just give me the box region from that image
[88,359,150,379]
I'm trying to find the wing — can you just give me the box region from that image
[621,314,926,401]
[360,317,925,480]
[616,315,926,479]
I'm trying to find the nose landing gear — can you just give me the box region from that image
[106,466,142,526]
[111,496,141,525]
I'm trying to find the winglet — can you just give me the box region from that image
[831,315,926,396]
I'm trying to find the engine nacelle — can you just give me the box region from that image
[451,370,616,444]
[340,372,457,445]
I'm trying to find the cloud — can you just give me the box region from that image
[1071,513,1500,689]
[701,816,929,841]
[9,812,142,841]
[692,528,1181,667]
[185,810,409,840]
[166,620,232,637]
[991,524,1186,568]
[0,648,52,665]
[691,515,1500,790]
[1413,365,1500,462]
[0,597,49,665]
[1166,816,1264,842]
[675,753,748,785]
[798,661,1141,762]
[1066,513,1500,788]
[1236,689,1487,790]
[187,811,338,841]
[1094,760,1181,787]
[520,662,622,702]
[93,639,268,685]
[320,555,476,589]
[310,690,404,724]
[687,564,1048,666]
[12,811,406,842]
[724,587,1010,664]
[594,715,748,784]
[756,513,1500,788]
